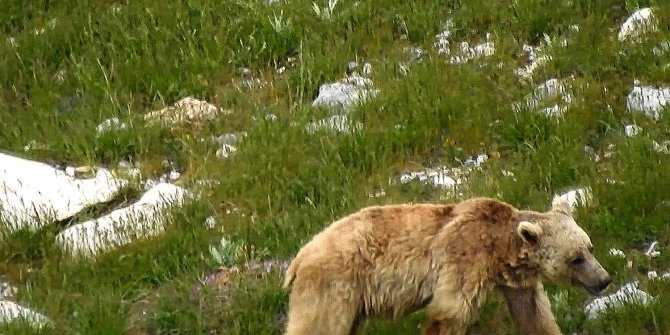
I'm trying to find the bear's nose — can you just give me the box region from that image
[595,277,612,293]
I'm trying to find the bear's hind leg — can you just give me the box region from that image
[284,282,359,335]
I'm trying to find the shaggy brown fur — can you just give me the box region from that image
[282,197,611,335]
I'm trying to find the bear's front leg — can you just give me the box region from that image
[500,282,563,335]
[421,319,467,335]
[421,274,482,335]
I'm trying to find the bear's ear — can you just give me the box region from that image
[551,197,573,217]
[517,221,542,245]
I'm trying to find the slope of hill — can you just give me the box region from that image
[0,0,669,334]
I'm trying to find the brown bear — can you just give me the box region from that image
[282,196,611,335]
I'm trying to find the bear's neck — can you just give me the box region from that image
[493,239,542,289]
[436,221,542,289]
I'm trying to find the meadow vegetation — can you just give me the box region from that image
[1,0,670,334]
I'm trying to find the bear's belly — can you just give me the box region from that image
[359,271,438,319]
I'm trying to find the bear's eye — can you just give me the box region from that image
[571,255,585,265]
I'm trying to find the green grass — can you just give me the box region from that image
[1,0,670,334]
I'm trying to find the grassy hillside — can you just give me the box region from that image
[1,0,670,334]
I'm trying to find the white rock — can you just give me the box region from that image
[513,78,574,117]
[515,54,551,81]
[662,271,670,280]
[204,216,216,229]
[0,281,16,300]
[647,271,658,279]
[645,241,660,258]
[552,187,593,212]
[168,171,181,181]
[0,153,128,232]
[398,167,462,190]
[216,144,238,159]
[449,41,496,64]
[585,281,654,319]
[362,62,372,75]
[0,301,50,329]
[584,145,601,162]
[434,19,455,55]
[311,74,379,111]
[408,47,426,61]
[608,248,626,258]
[652,41,670,56]
[652,140,670,154]
[476,154,488,165]
[95,117,127,136]
[425,171,458,189]
[215,132,247,146]
[626,83,670,120]
[462,154,489,167]
[624,124,642,137]
[618,8,657,42]
[541,104,569,117]
[305,115,362,134]
[368,189,386,198]
[56,182,189,257]
[347,61,358,73]
[144,97,230,126]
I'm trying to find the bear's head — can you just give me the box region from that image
[516,199,611,295]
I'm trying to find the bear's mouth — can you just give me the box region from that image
[572,278,607,296]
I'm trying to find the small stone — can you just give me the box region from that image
[584,146,600,162]
[624,124,642,137]
[501,170,516,179]
[369,189,386,198]
[0,281,17,300]
[311,74,379,112]
[96,118,127,136]
[204,216,216,229]
[362,63,372,75]
[168,171,181,181]
[513,78,573,117]
[216,144,238,159]
[608,248,626,258]
[449,41,495,64]
[645,241,660,258]
[347,61,358,74]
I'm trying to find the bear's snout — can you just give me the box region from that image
[591,276,612,294]
[572,256,612,296]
